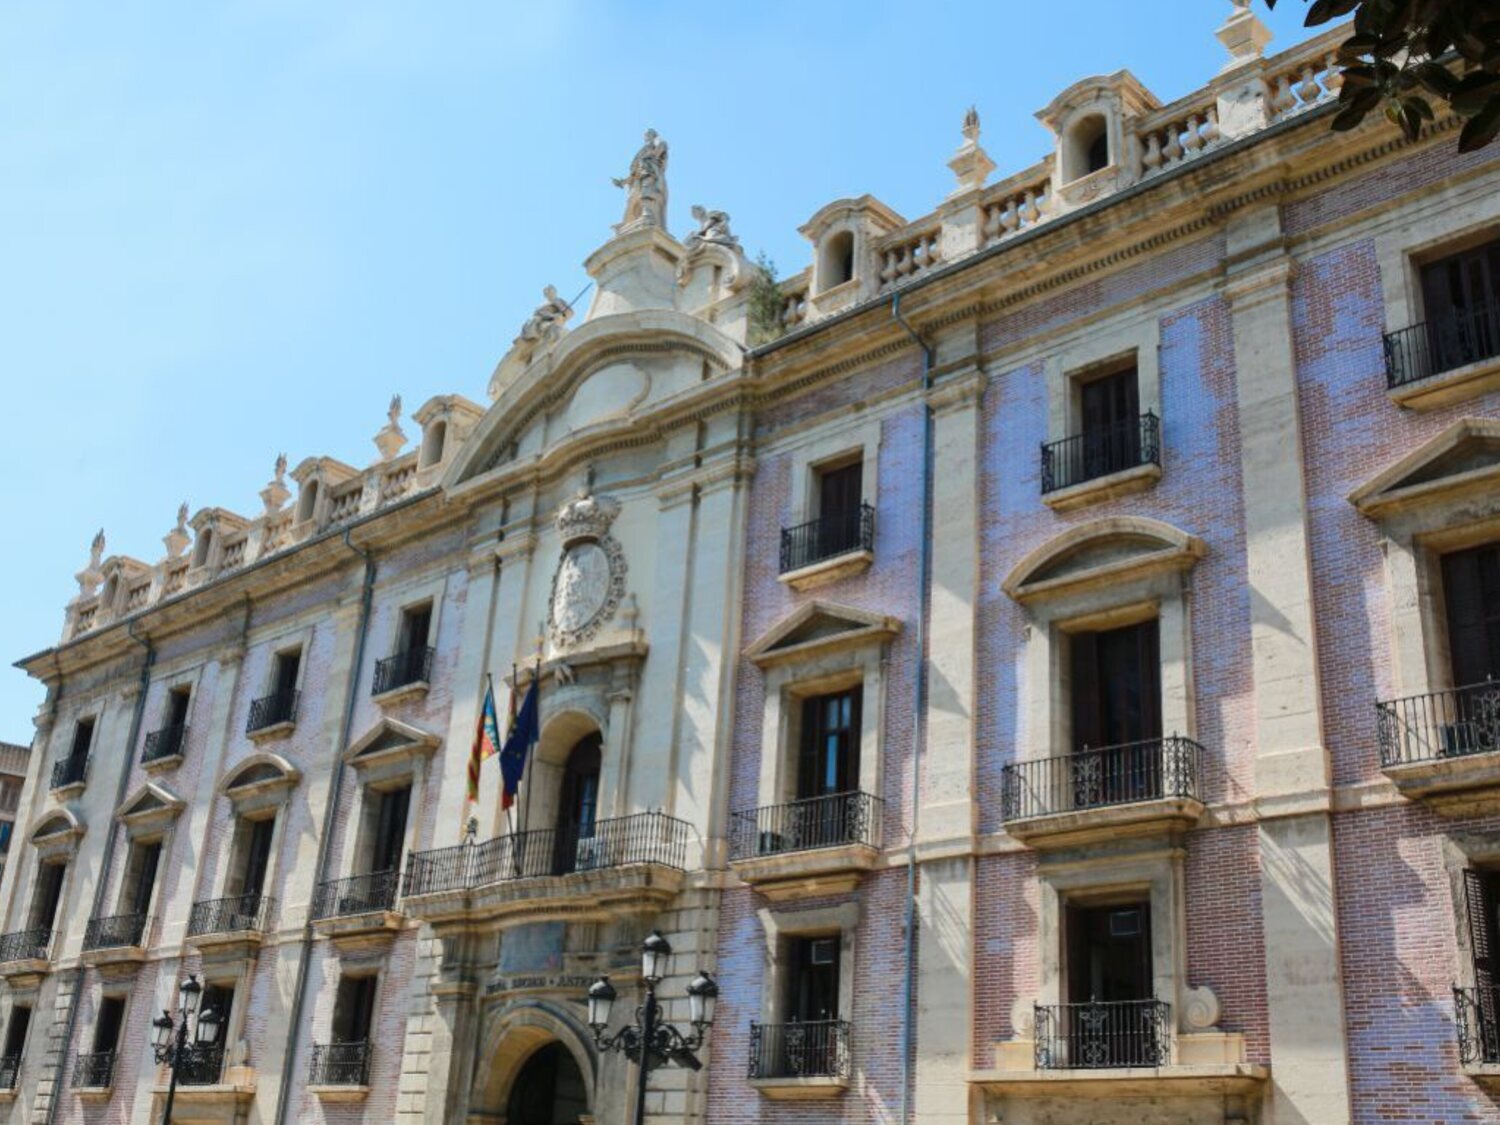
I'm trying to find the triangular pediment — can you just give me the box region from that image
[345,717,441,767]
[1351,418,1500,517]
[1004,516,1204,604]
[116,781,185,828]
[746,601,902,669]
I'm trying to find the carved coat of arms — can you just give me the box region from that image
[547,491,627,648]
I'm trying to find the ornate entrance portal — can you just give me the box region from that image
[507,1042,589,1125]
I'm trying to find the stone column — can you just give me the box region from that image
[913,367,984,1124]
[1225,204,1352,1125]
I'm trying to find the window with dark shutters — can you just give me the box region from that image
[1444,543,1500,689]
[1419,239,1500,375]
[1463,868,1500,1063]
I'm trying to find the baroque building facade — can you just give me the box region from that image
[5,6,1500,1124]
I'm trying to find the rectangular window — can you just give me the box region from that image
[1463,869,1500,1062]
[332,976,378,1044]
[273,649,301,698]
[1420,238,1500,374]
[28,863,66,932]
[798,688,862,800]
[93,997,125,1054]
[1444,542,1500,689]
[3,1006,31,1059]
[814,461,863,560]
[122,841,162,916]
[370,786,411,875]
[69,717,95,764]
[1066,902,1152,1005]
[1070,619,1161,752]
[166,686,191,730]
[785,935,841,1022]
[399,603,432,655]
[239,817,275,898]
[1079,364,1141,479]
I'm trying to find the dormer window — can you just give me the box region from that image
[419,422,447,469]
[297,480,319,524]
[820,231,856,292]
[1066,114,1110,181]
[101,575,118,610]
[192,529,213,568]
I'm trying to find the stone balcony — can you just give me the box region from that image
[748,1019,851,1100]
[0,928,52,987]
[187,893,276,963]
[401,811,691,928]
[728,791,882,901]
[311,871,403,951]
[80,912,151,978]
[1000,737,1205,848]
[1377,683,1500,814]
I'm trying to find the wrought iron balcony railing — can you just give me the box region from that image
[780,502,875,574]
[373,646,434,696]
[83,912,150,951]
[246,689,298,734]
[730,791,882,860]
[403,811,692,898]
[50,755,88,791]
[309,1041,371,1087]
[1034,999,1171,1070]
[0,927,51,963]
[312,869,399,921]
[141,723,187,764]
[1455,984,1500,1065]
[1040,411,1161,494]
[1376,682,1500,768]
[72,1050,116,1089]
[0,1055,17,1090]
[188,893,275,937]
[748,1019,851,1080]
[1001,736,1202,822]
[1384,300,1500,389]
[176,1043,225,1086]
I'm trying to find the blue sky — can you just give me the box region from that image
[0,1,1323,735]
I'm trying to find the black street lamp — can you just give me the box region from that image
[149,975,221,1124]
[586,930,719,1125]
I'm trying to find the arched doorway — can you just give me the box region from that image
[506,1042,589,1125]
[552,734,601,875]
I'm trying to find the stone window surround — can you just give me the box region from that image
[1352,426,1500,700]
[380,573,450,666]
[755,900,860,1026]
[341,728,435,884]
[1444,830,1500,994]
[111,828,173,925]
[152,664,206,739]
[755,641,887,814]
[1006,539,1198,763]
[251,626,315,703]
[196,961,254,1072]
[785,417,882,529]
[1045,317,1161,446]
[1374,190,1500,343]
[213,753,301,906]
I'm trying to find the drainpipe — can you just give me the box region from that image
[891,291,934,1125]
[274,530,376,1125]
[45,622,154,1125]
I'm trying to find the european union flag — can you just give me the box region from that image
[499,677,539,812]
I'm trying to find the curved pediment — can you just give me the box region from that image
[220,752,301,799]
[446,310,744,493]
[746,601,903,669]
[1350,418,1500,518]
[1003,516,1204,604]
[31,808,84,845]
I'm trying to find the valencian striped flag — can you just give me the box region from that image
[467,681,501,806]
[499,674,540,812]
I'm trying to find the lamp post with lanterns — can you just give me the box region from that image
[585,930,719,1125]
[149,974,222,1125]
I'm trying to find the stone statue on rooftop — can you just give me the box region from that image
[517,285,574,345]
[388,395,402,427]
[612,129,669,233]
[685,205,739,250]
[89,529,105,569]
[274,453,287,483]
[175,502,189,534]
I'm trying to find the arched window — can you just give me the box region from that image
[192,529,213,568]
[820,230,856,292]
[297,480,319,523]
[420,421,447,469]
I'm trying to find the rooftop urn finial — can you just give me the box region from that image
[948,104,996,195]
[75,528,106,597]
[612,128,669,234]
[1216,0,1272,71]
[260,452,291,514]
[374,394,407,462]
[163,501,191,559]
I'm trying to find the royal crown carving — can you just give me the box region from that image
[555,490,621,547]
